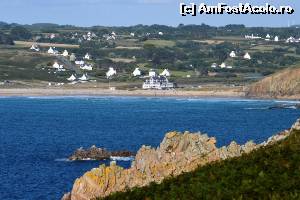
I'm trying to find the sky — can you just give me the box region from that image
[0,0,298,27]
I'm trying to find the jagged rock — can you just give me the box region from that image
[242,141,257,153]
[63,120,297,200]
[61,193,71,200]
[291,119,300,130]
[68,146,135,161]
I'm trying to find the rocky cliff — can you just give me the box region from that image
[62,125,294,200]
[247,67,300,98]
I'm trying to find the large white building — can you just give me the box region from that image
[143,76,174,90]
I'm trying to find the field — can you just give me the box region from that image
[143,39,176,47]
[14,41,80,49]
[0,46,70,84]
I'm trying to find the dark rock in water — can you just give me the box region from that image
[68,145,135,161]
[268,104,300,110]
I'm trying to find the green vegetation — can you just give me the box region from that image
[1,22,300,85]
[101,130,300,200]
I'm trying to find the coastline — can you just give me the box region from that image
[1,88,300,101]
[0,88,245,98]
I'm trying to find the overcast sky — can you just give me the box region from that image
[0,0,298,27]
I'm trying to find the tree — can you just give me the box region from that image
[10,26,32,40]
[0,32,14,45]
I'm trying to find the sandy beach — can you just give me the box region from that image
[0,88,246,98]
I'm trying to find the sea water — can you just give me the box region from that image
[0,96,299,200]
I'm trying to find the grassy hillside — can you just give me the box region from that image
[247,67,300,98]
[101,129,300,200]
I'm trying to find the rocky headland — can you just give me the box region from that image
[62,120,299,200]
[247,67,300,99]
[68,145,134,161]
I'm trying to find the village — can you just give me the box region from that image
[0,23,300,91]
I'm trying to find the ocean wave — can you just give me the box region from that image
[274,100,300,104]
[54,158,70,162]
[110,156,134,161]
[244,107,269,110]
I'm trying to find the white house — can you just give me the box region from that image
[48,47,55,54]
[143,76,174,90]
[106,67,117,78]
[245,34,261,39]
[79,74,88,81]
[160,69,171,77]
[75,60,85,65]
[52,62,60,69]
[286,37,297,43]
[265,34,271,41]
[158,32,164,36]
[149,69,157,77]
[80,64,93,71]
[244,52,251,60]
[274,36,279,42]
[111,31,116,36]
[84,53,91,60]
[130,33,135,37]
[70,53,76,62]
[30,44,40,52]
[67,74,76,81]
[132,68,141,77]
[220,63,226,68]
[229,51,236,58]
[211,63,217,68]
[50,34,56,39]
[62,50,69,57]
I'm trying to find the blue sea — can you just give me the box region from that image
[0,96,299,200]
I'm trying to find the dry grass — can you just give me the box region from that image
[115,46,142,50]
[143,40,175,47]
[192,40,224,45]
[110,57,136,63]
[14,41,80,48]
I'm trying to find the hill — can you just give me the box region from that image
[247,67,300,98]
[101,121,300,200]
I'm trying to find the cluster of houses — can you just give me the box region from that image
[67,74,89,82]
[38,29,166,44]
[245,33,300,43]
[286,37,300,43]
[211,51,251,69]
[245,34,279,42]
[104,66,174,90]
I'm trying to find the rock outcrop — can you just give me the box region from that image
[62,120,298,200]
[68,145,135,161]
[247,67,300,98]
